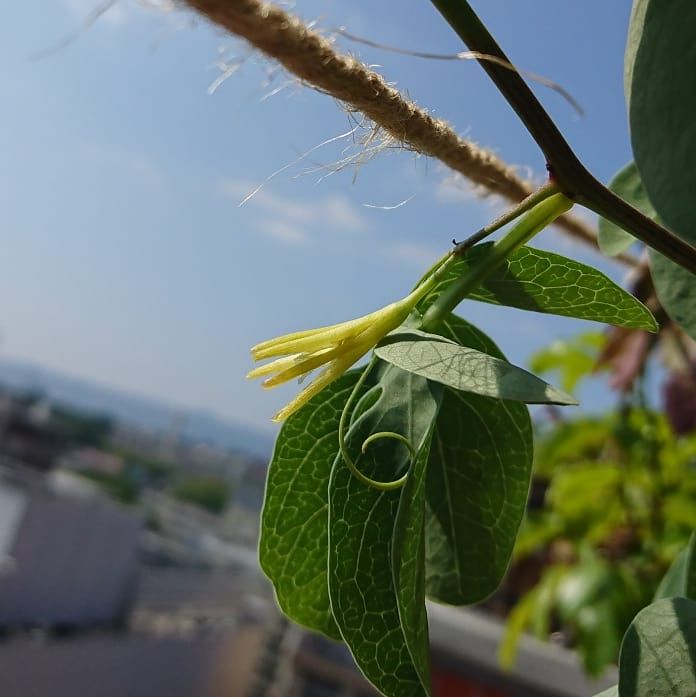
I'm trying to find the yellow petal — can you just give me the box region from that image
[261,345,344,388]
[271,346,365,422]
[251,325,336,355]
[246,352,305,380]
[251,303,400,360]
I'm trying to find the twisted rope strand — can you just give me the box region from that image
[184,0,630,263]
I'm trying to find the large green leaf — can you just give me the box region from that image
[392,434,433,692]
[427,243,657,331]
[648,255,696,340]
[655,532,696,601]
[375,328,577,405]
[598,162,656,256]
[626,0,696,339]
[259,370,364,639]
[618,598,696,696]
[328,365,441,696]
[423,314,533,603]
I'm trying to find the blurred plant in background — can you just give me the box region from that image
[500,322,696,675]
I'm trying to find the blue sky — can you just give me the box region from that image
[1,1,636,435]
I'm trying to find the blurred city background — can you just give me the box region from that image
[0,1,694,696]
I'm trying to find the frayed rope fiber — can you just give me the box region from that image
[184,0,606,253]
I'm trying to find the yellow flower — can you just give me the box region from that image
[247,266,447,422]
[247,301,408,422]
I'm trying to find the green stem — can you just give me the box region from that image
[422,192,572,328]
[338,358,415,491]
[453,180,559,255]
[413,181,560,291]
[429,0,696,276]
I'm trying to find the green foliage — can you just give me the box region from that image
[375,329,577,405]
[626,0,696,340]
[598,163,653,256]
[655,533,696,601]
[260,314,534,696]
[108,446,174,484]
[528,332,604,393]
[51,405,113,447]
[504,404,696,675]
[649,254,696,341]
[255,2,696,694]
[328,364,439,696]
[171,475,230,514]
[260,371,362,639]
[424,315,533,604]
[427,244,657,331]
[79,469,138,504]
[594,536,696,696]
[618,598,696,696]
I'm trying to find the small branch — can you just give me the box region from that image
[453,181,559,254]
[430,0,696,275]
[422,192,573,328]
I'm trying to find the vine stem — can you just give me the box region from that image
[422,192,573,328]
[338,358,415,491]
[340,186,569,489]
[413,181,560,290]
[429,0,696,276]
[453,180,559,254]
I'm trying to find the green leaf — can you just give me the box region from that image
[556,560,612,622]
[575,601,622,677]
[598,162,656,256]
[259,370,365,639]
[648,255,696,341]
[618,597,696,696]
[655,532,696,601]
[499,585,542,670]
[624,0,649,94]
[626,0,696,339]
[529,332,604,393]
[555,559,623,675]
[546,463,621,524]
[423,315,534,604]
[499,565,567,669]
[328,364,441,696]
[375,328,578,405]
[392,434,433,692]
[427,243,657,331]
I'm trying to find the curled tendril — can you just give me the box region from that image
[338,359,417,491]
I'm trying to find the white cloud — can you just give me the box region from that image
[322,194,368,231]
[85,142,166,189]
[219,178,370,246]
[256,219,308,246]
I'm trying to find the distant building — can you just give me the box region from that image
[59,447,125,476]
[0,395,66,471]
[0,465,140,630]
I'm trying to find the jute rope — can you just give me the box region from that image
[184,0,622,259]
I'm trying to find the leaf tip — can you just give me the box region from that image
[547,386,579,406]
